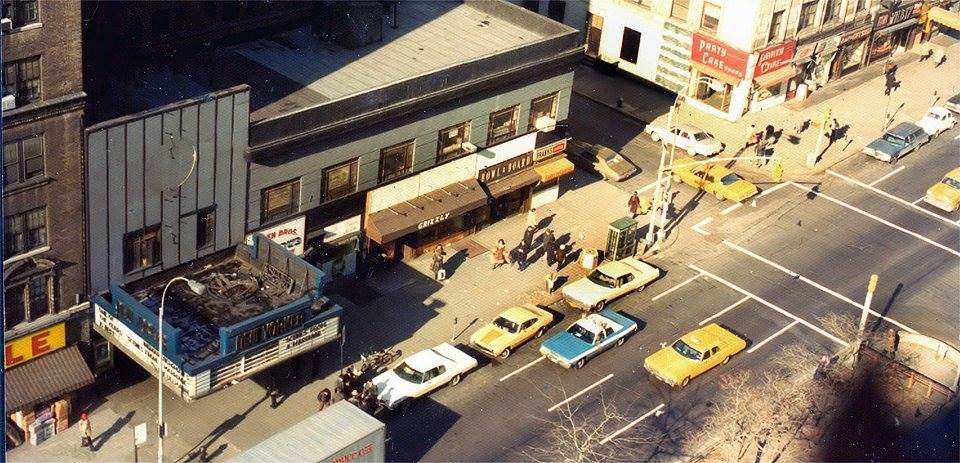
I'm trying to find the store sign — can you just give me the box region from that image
[840,26,873,45]
[754,40,797,77]
[691,33,749,80]
[478,151,535,183]
[793,43,816,62]
[4,323,66,369]
[533,139,568,162]
[874,1,922,28]
[246,215,306,255]
[418,212,451,230]
[322,215,361,243]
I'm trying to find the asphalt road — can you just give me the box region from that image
[384,97,960,461]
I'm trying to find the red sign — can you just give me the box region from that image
[691,33,749,80]
[754,40,797,77]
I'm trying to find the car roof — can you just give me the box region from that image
[888,121,923,135]
[499,306,538,323]
[598,261,633,277]
[405,348,445,372]
[679,327,720,350]
[946,167,960,181]
[928,106,951,116]
[948,93,960,104]
[676,124,704,133]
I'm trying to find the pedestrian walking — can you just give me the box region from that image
[491,239,508,269]
[826,118,841,146]
[741,124,759,153]
[543,229,557,266]
[754,136,767,167]
[79,412,93,449]
[522,225,536,250]
[526,208,538,229]
[794,118,811,134]
[545,272,557,293]
[628,191,641,218]
[515,241,528,271]
[430,245,446,280]
[317,388,332,411]
[935,53,947,68]
[555,244,568,271]
[885,328,899,357]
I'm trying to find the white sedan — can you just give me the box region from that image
[561,257,661,311]
[373,343,478,410]
[645,124,724,157]
[916,106,957,137]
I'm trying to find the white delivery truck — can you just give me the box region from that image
[230,401,385,463]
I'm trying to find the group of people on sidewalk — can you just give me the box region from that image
[317,368,379,415]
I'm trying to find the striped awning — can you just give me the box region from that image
[535,157,575,182]
[5,345,95,411]
[930,7,960,32]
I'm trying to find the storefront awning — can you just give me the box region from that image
[366,178,489,244]
[754,66,798,88]
[930,7,960,31]
[691,62,742,86]
[875,18,919,35]
[535,157,575,182]
[5,345,95,411]
[484,168,541,198]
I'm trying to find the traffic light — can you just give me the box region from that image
[771,160,784,183]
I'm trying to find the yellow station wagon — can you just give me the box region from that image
[644,323,747,387]
[924,167,960,212]
[670,157,759,202]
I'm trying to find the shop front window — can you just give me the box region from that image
[487,105,519,146]
[528,93,559,131]
[379,140,415,183]
[695,77,731,112]
[436,122,471,163]
[260,179,301,224]
[322,158,359,202]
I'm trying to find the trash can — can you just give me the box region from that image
[579,249,599,270]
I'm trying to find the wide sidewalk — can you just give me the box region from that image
[574,38,960,181]
[6,171,637,463]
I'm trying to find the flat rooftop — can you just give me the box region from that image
[118,1,566,123]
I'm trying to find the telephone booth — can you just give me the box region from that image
[606,217,638,261]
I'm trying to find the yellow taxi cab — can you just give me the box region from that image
[644,323,746,387]
[923,167,960,212]
[470,304,554,359]
[670,156,759,202]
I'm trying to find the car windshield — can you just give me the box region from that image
[943,177,960,189]
[587,269,617,288]
[567,323,596,343]
[694,132,711,141]
[493,316,519,333]
[882,133,907,145]
[672,339,702,361]
[393,362,425,383]
[720,173,741,185]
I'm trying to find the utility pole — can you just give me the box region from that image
[857,274,879,343]
[807,108,830,168]
[645,97,677,249]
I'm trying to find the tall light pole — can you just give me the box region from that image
[857,274,879,342]
[157,277,205,463]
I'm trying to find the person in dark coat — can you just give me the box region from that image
[430,245,446,280]
[542,229,557,266]
[555,244,568,271]
[522,225,536,250]
[628,191,641,218]
[317,388,332,411]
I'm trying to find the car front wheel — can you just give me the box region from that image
[536,327,545,338]
[595,300,606,311]
[679,376,690,387]
[449,374,462,386]
[616,336,626,347]
[575,358,586,369]
[499,348,512,360]
[651,132,661,142]
[715,191,724,201]
[722,356,730,365]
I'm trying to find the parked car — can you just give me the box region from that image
[944,92,960,114]
[470,304,554,359]
[924,167,960,212]
[566,140,638,181]
[670,156,759,202]
[561,257,661,311]
[862,122,930,163]
[644,323,746,387]
[645,124,724,157]
[373,343,478,410]
[916,106,957,137]
[540,310,638,369]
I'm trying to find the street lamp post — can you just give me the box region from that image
[157,277,205,463]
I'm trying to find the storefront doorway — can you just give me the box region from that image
[492,186,531,220]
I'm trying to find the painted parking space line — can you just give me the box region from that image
[720,203,742,215]
[790,182,960,257]
[747,320,800,353]
[689,264,849,347]
[651,272,703,302]
[547,373,614,412]
[691,217,713,236]
[600,403,666,445]
[758,181,791,198]
[826,170,959,228]
[912,197,924,205]
[500,356,545,382]
[722,240,918,334]
[699,296,750,326]
[867,165,906,186]
[638,178,667,194]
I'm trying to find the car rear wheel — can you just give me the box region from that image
[651,132,661,142]
[449,374,462,386]
[499,348,512,360]
[535,327,545,338]
[616,336,626,347]
[575,358,586,369]
[636,284,646,292]
[722,356,730,365]
[714,191,724,201]
[595,300,606,311]
[679,376,690,387]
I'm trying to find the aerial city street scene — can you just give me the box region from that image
[2,0,960,461]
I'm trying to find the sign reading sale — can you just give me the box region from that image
[5,323,66,369]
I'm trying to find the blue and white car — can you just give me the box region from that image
[539,310,638,369]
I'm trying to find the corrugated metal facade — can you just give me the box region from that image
[85,86,251,294]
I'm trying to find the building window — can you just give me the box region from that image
[261,179,301,224]
[3,273,51,327]
[768,10,784,42]
[123,225,161,273]
[700,2,720,32]
[798,1,818,30]
[1,0,39,29]
[528,93,559,131]
[856,0,867,12]
[378,140,415,183]
[5,285,25,327]
[632,0,652,7]
[437,122,471,163]
[3,56,41,105]
[3,133,43,186]
[521,0,539,12]
[546,0,565,21]
[487,105,519,146]
[619,28,642,64]
[27,275,49,320]
[196,208,216,250]
[671,0,689,21]
[823,0,840,22]
[5,206,46,257]
[322,158,359,202]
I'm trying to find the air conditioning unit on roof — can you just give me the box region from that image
[461,142,477,154]
[535,116,557,132]
[1,18,12,32]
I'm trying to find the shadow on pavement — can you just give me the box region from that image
[384,397,462,462]
[92,410,135,451]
